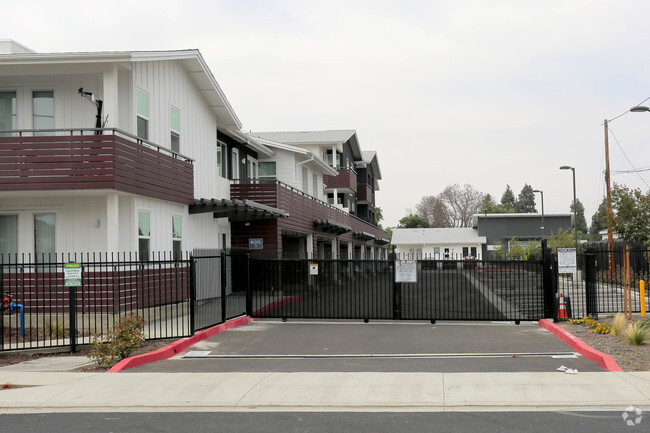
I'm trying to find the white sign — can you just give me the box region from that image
[309,263,319,275]
[487,245,498,251]
[557,248,577,274]
[395,260,417,283]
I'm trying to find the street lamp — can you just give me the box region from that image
[560,166,578,250]
[532,189,544,237]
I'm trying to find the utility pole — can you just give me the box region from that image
[604,119,615,278]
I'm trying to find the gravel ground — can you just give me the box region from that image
[557,318,650,371]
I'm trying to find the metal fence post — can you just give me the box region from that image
[246,255,252,317]
[584,252,598,319]
[392,262,401,320]
[69,287,77,353]
[189,254,196,336]
[220,251,227,324]
[541,239,557,321]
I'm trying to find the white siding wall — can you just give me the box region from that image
[132,61,219,199]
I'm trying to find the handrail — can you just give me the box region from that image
[231,179,386,235]
[0,128,194,163]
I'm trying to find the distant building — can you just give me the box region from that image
[391,228,485,259]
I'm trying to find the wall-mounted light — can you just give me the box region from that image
[244,221,251,227]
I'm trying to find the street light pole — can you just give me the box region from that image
[560,166,578,250]
[533,189,544,237]
[604,119,615,276]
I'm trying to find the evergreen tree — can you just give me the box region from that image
[570,199,588,236]
[397,214,430,228]
[515,184,537,213]
[589,198,608,241]
[500,185,516,212]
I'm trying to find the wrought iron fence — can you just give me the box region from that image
[1,252,195,352]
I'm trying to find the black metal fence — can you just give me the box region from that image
[1,250,250,353]
[247,256,549,322]
[559,247,650,318]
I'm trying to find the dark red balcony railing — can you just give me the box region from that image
[323,168,357,192]
[0,129,194,204]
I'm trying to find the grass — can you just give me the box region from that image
[623,322,650,346]
[612,313,628,337]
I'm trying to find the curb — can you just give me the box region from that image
[108,316,254,373]
[538,318,623,372]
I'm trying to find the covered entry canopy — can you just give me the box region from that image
[190,198,288,222]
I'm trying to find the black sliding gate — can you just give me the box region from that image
[247,257,552,322]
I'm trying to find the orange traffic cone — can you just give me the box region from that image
[558,293,568,319]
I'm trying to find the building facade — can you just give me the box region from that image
[0,41,387,261]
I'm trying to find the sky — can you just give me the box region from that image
[5,0,650,228]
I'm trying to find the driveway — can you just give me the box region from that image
[127,319,605,373]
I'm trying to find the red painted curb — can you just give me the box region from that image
[252,296,300,317]
[108,315,254,373]
[538,318,623,372]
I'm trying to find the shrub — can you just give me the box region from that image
[44,319,68,339]
[623,322,650,346]
[89,314,146,368]
[568,316,610,334]
[612,313,628,337]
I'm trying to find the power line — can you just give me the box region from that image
[607,126,650,189]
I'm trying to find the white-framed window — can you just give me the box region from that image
[258,161,276,180]
[138,211,151,260]
[170,106,180,153]
[34,213,55,260]
[247,156,258,180]
[231,148,240,180]
[0,214,18,257]
[172,215,182,259]
[0,91,17,136]
[136,88,149,140]
[216,140,227,178]
[33,90,54,135]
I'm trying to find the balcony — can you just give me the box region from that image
[357,183,374,205]
[231,180,387,240]
[0,129,194,204]
[323,168,357,193]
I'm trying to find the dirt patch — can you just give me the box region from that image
[556,318,650,371]
[0,338,179,371]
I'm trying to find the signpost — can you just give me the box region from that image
[64,262,82,287]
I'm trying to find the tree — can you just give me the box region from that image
[610,184,650,247]
[397,214,430,228]
[569,199,588,237]
[500,185,516,212]
[515,184,537,213]
[547,228,582,253]
[589,198,608,241]
[414,184,484,228]
[415,195,451,227]
[375,207,383,228]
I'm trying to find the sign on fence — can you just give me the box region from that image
[395,260,417,283]
[64,262,82,287]
[557,248,577,274]
[249,238,263,250]
[309,263,319,275]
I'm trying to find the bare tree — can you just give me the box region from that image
[415,184,484,228]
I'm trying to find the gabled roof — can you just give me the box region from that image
[358,150,382,181]
[251,130,363,160]
[391,228,485,245]
[250,135,338,176]
[0,47,241,130]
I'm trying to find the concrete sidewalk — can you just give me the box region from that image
[0,370,649,413]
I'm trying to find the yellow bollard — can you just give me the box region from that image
[641,280,647,317]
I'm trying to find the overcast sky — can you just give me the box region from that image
[6,0,650,228]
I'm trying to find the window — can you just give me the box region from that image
[33,91,54,134]
[170,106,180,153]
[258,161,276,180]
[247,157,258,180]
[216,141,227,178]
[0,215,18,258]
[0,92,16,136]
[231,148,239,180]
[136,88,149,140]
[312,173,318,197]
[172,216,182,259]
[34,213,55,261]
[138,211,151,260]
